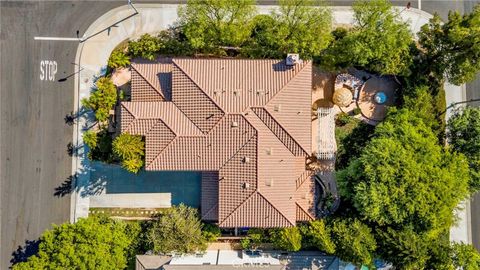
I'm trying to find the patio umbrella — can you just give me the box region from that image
[333,87,353,107]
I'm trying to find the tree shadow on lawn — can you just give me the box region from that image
[10,239,40,265]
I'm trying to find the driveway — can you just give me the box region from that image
[87,162,202,208]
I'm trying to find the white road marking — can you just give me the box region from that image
[40,60,57,81]
[34,36,82,41]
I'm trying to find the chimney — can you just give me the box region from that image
[286,53,301,66]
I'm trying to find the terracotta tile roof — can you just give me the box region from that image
[121,58,315,228]
[201,171,219,221]
[131,58,172,101]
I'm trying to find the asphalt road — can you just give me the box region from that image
[0,1,118,268]
[0,1,479,269]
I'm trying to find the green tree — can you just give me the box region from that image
[128,34,162,60]
[270,227,302,252]
[202,223,221,242]
[178,0,256,53]
[418,5,480,85]
[321,0,413,75]
[403,85,445,140]
[305,220,336,254]
[112,133,145,173]
[447,106,480,192]
[147,204,207,254]
[451,242,480,270]
[81,77,117,123]
[83,130,98,149]
[108,48,130,69]
[331,218,377,267]
[243,0,332,59]
[337,109,470,234]
[12,216,134,270]
[241,14,284,58]
[273,0,332,58]
[375,227,430,270]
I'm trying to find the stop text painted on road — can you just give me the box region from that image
[40,60,57,81]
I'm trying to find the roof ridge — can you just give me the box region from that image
[131,63,165,99]
[201,203,218,220]
[172,59,226,114]
[295,202,315,221]
[263,61,310,108]
[218,125,257,170]
[171,62,225,134]
[120,103,136,131]
[251,107,308,156]
[256,191,296,226]
[219,191,258,226]
[144,119,177,168]
[145,135,178,171]
[295,170,314,190]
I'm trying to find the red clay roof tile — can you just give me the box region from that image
[121,58,315,227]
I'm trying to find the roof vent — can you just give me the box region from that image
[274,104,281,112]
[286,53,300,66]
[234,89,240,96]
[256,90,264,95]
[231,121,239,128]
[243,156,250,163]
[266,148,273,155]
[243,182,250,189]
[266,179,273,187]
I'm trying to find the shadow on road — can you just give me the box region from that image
[53,158,107,198]
[10,239,40,265]
[54,175,74,197]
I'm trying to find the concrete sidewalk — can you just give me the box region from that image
[72,4,472,244]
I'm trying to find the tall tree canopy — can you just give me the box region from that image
[147,204,207,254]
[321,0,413,75]
[418,5,480,85]
[304,220,336,254]
[12,216,135,270]
[272,0,332,58]
[331,218,377,267]
[375,227,431,270]
[337,109,470,234]
[178,0,256,52]
[448,106,480,192]
[270,227,302,251]
[243,0,332,59]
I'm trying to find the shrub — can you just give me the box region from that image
[353,107,362,115]
[202,223,221,242]
[112,133,145,173]
[335,112,352,126]
[331,218,377,267]
[147,204,206,254]
[81,77,117,123]
[83,130,98,149]
[128,34,162,60]
[305,220,336,254]
[270,227,302,252]
[88,129,115,163]
[108,48,130,69]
